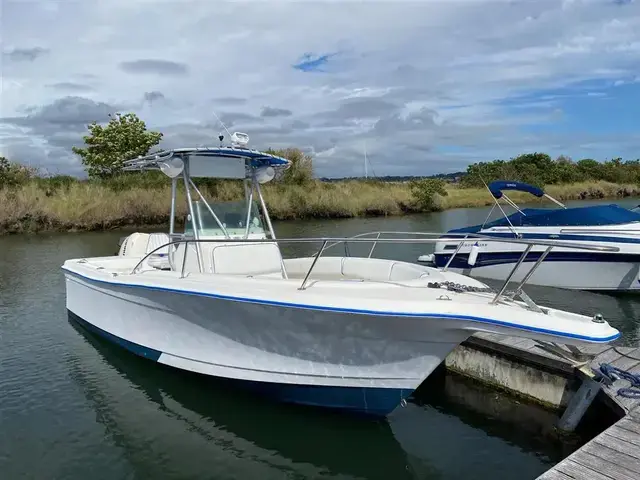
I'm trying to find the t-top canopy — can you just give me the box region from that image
[122,145,291,180]
[488,180,544,199]
[124,146,290,169]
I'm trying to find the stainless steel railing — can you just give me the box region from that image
[128,232,619,309]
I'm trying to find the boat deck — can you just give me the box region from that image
[465,333,640,480]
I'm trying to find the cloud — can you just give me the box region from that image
[119,59,189,76]
[324,98,399,121]
[2,46,49,62]
[2,0,640,177]
[0,97,124,170]
[260,106,293,117]
[214,97,247,106]
[47,82,94,93]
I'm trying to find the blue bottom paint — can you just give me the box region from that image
[70,311,162,361]
[68,311,412,416]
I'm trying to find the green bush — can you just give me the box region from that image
[266,147,314,185]
[0,156,38,187]
[409,178,448,211]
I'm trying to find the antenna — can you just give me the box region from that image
[211,109,233,140]
[364,141,368,179]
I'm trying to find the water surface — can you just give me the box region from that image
[1,200,638,479]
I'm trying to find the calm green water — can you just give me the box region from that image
[1,200,638,479]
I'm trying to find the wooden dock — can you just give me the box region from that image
[465,334,640,480]
[536,409,640,480]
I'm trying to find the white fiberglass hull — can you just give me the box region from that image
[432,225,640,291]
[64,271,464,415]
[63,256,619,416]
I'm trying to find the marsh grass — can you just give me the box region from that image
[1,179,638,234]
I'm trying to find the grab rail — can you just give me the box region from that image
[129,233,619,308]
[559,228,640,235]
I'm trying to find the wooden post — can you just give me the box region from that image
[557,376,601,432]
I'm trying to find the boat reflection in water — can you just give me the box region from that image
[67,313,421,480]
[68,311,602,480]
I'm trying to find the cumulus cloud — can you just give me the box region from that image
[1,0,640,177]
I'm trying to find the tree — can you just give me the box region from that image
[72,112,163,179]
[266,147,314,184]
[0,156,38,186]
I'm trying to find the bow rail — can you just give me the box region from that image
[128,233,619,311]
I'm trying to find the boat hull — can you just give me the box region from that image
[64,271,468,416]
[433,238,640,291]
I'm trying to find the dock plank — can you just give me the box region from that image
[617,417,640,436]
[552,458,617,480]
[603,427,640,449]
[599,422,640,455]
[608,348,640,369]
[576,344,613,356]
[572,448,637,480]
[590,348,624,368]
[535,470,573,480]
[586,441,640,475]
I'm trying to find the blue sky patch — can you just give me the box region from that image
[293,53,334,72]
[498,78,640,135]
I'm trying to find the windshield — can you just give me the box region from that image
[184,199,266,237]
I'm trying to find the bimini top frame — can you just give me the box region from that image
[480,180,567,235]
[121,134,291,271]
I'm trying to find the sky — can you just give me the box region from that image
[1,0,639,178]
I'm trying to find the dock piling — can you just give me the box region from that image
[556,374,602,432]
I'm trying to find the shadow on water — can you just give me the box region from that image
[66,315,420,480]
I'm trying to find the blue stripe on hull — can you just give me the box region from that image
[434,251,640,269]
[443,231,640,245]
[68,311,411,417]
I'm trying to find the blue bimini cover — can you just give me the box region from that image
[450,204,640,234]
[488,181,545,199]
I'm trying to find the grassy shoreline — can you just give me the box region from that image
[1,180,639,235]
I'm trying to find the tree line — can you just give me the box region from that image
[460,153,640,188]
[2,112,639,191]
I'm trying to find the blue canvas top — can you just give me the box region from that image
[450,204,640,233]
[488,180,544,199]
